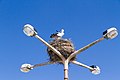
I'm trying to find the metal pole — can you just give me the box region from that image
[64,60,69,80]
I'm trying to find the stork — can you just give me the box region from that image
[50,29,64,39]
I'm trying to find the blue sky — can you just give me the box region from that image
[0,0,120,80]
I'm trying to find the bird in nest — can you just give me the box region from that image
[50,29,64,39]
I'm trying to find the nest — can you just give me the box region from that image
[47,39,76,62]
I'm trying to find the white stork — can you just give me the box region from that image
[50,29,64,39]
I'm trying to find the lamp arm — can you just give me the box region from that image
[71,61,93,70]
[33,61,56,68]
[34,35,65,61]
[68,37,105,61]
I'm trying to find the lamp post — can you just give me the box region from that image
[21,24,118,80]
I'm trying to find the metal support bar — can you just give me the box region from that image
[34,35,66,61]
[33,61,56,68]
[71,61,93,71]
[68,37,105,61]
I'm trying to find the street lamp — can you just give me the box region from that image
[20,63,33,73]
[103,27,118,39]
[21,24,118,80]
[90,65,100,75]
[23,24,38,37]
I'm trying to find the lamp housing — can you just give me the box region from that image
[103,27,118,39]
[90,65,100,75]
[23,24,37,37]
[20,64,33,73]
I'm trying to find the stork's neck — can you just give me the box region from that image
[61,29,64,33]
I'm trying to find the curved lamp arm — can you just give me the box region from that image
[35,35,66,61]
[71,61,93,70]
[33,61,56,68]
[68,37,105,61]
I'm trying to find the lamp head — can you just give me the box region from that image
[23,24,37,37]
[20,63,33,73]
[103,27,118,39]
[90,65,100,75]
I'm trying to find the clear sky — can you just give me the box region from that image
[0,0,120,80]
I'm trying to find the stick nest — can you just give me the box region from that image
[47,39,76,62]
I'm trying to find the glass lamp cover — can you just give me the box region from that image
[107,27,118,39]
[20,64,33,73]
[23,24,37,36]
[91,66,100,75]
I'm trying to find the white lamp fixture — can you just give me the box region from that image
[103,27,118,39]
[20,64,33,73]
[23,24,38,37]
[90,65,100,75]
